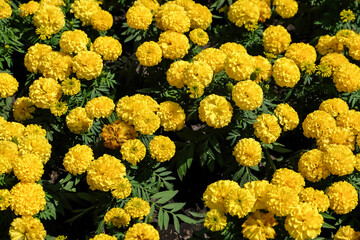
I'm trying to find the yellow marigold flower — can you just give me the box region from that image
[271,168,305,194]
[50,101,68,117]
[101,120,138,149]
[149,135,175,162]
[157,101,186,131]
[0,121,25,142]
[0,0,11,19]
[0,140,17,173]
[10,182,46,216]
[12,97,35,122]
[340,9,355,22]
[9,216,46,240]
[320,52,348,75]
[61,78,81,96]
[333,62,360,93]
[219,42,247,56]
[263,25,291,55]
[158,31,190,60]
[316,64,332,77]
[136,41,162,66]
[159,10,190,33]
[334,226,360,240]
[244,180,270,212]
[298,149,329,182]
[326,181,358,214]
[199,94,233,128]
[124,197,150,219]
[72,51,103,80]
[126,4,153,30]
[134,0,159,13]
[232,80,263,111]
[63,144,94,175]
[224,188,255,218]
[93,36,122,61]
[111,177,132,199]
[19,1,39,17]
[273,0,298,18]
[233,138,262,167]
[29,77,62,109]
[300,61,316,75]
[204,209,227,232]
[154,2,183,30]
[319,98,349,117]
[0,72,18,98]
[0,155,12,175]
[91,10,113,31]
[302,110,336,139]
[85,96,115,119]
[285,43,317,67]
[253,55,272,83]
[257,0,271,22]
[274,103,299,131]
[228,0,260,30]
[254,113,281,144]
[0,189,11,210]
[183,61,213,87]
[66,107,93,134]
[317,127,355,151]
[203,180,240,212]
[336,29,357,48]
[86,154,126,191]
[242,211,277,240]
[104,208,131,228]
[193,48,226,74]
[38,51,72,80]
[166,60,189,88]
[316,35,343,56]
[186,3,212,29]
[24,43,53,74]
[70,0,101,26]
[299,187,330,212]
[18,135,52,164]
[336,110,360,135]
[265,184,299,217]
[272,57,300,88]
[133,110,160,135]
[13,154,44,182]
[224,52,255,81]
[59,30,89,54]
[189,28,209,46]
[187,81,205,98]
[124,223,160,240]
[356,154,360,172]
[121,139,146,165]
[40,0,65,6]
[285,202,323,240]
[323,144,355,176]
[90,234,117,240]
[33,4,65,39]
[24,124,46,138]
[348,34,360,61]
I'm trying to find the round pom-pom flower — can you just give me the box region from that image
[323,144,355,176]
[124,223,159,240]
[253,113,281,144]
[319,98,349,118]
[124,197,151,219]
[158,10,190,33]
[0,189,11,210]
[272,57,300,87]
[61,78,81,96]
[336,110,360,135]
[326,181,358,214]
[63,144,94,175]
[18,135,52,164]
[265,184,299,217]
[299,187,330,212]
[0,73,18,98]
[157,101,186,131]
[302,110,336,139]
[186,3,212,29]
[263,25,291,55]
[274,103,299,131]
[285,42,317,67]
[93,36,122,61]
[334,226,360,240]
[50,101,68,117]
[38,51,72,80]
[228,0,260,30]
[198,94,233,128]
[91,10,113,31]
[232,80,263,111]
[104,208,131,228]
[203,180,240,212]
[220,42,247,56]
[158,31,190,60]
[9,216,46,240]
[224,52,255,81]
[24,43,52,74]
[317,126,355,151]
[183,61,213,87]
[149,135,175,162]
[12,154,44,182]
[101,120,138,149]
[59,30,89,54]
[166,60,189,88]
[333,62,360,93]
[233,138,262,167]
[189,28,209,46]
[90,234,117,240]
[111,177,132,199]
[244,180,270,212]
[29,77,62,109]
[0,0,12,19]
[298,149,330,182]
[273,0,298,18]
[120,139,146,165]
[271,168,305,194]
[66,107,93,134]
[72,51,103,80]
[204,209,227,232]
[242,211,278,240]
[136,41,162,66]
[133,110,161,135]
[285,203,323,240]
[70,0,101,26]
[224,188,256,218]
[253,55,272,83]
[33,4,65,39]
[10,182,46,216]
[193,48,227,74]
[126,4,153,30]
[85,96,115,119]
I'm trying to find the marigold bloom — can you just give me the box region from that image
[111,177,132,199]
[302,110,336,139]
[228,0,260,30]
[242,211,277,240]
[186,3,212,29]
[198,94,233,128]
[243,180,270,212]
[50,101,68,117]
[263,25,291,55]
[334,226,360,240]
[274,103,299,131]
[253,55,272,83]
[101,120,138,149]
[265,184,299,217]
[336,29,357,48]
[340,9,355,22]
[348,35,360,61]
[187,81,205,98]
[298,149,330,182]
[183,61,213,87]
[272,57,300,88]
[0,155,12,175]
[323,144,355,176]
[134,0,159,12]
[63,144,94,175]
[9,216,46,240]
[224,188,255,218]
[326,181,358,214]
[317,127,355,151]
[203,180,240,212]
[19,1,39,17]
[0,72,18,98]
[336,110,360,135]
[219,42,247,56]
[136,41,162,66]
[0,189,11,210]
[316,35,343,56]
[13,154,44,182]
[157,101,186,131]
[158,31,190,60]
[193,48,227,74]
[12,97,35,122]
[285,43,317,67]
[189,28,209,46]
[90,234,117,240]
[104,208,131,228]
[18,135,52,164]
[0,121,25,142]
[158,9,190,33]
[93,36,122,61]
[124,197,150,219]
[224,52,255,81]
[124,223,160,240]
[29,77,62,109]
[33,4,65,39]
[70,0,101,26]
[273,0,298,18]
[10,182,46,216]
[319,98,349,117]
[38,51,72,80]
[149,135,175,162]
[271,168,305,194]
[154,2,184,30]
[59,30,89,54]
[233,138,262,167]
[204,209,227,232]
[23,124,46,138]
[66,107,93,134]
[333,62,360,93]
[86,154,126,191]
[91,10,113,31]
[85,96,115,119]
[320,52,348,75]
[126,4,153,30]
[61,78,81,96]
[72,51,103,80]
[254,114,281,144]
[120,139,146,165]
[232,80,263,111]
[0,0,11,19]
[24,43,53,74]
[299,187,330,212]
[166,60,189,88]
[133,110,161,135]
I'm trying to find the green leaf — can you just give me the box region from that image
[173,214,180,233]
[162,202,186,212]
[163,211,170,230]
[177,214,198,224]
[322,222,336,229]
[188,211,206,218]
[152,190,178,204]
[158,208,164,230]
